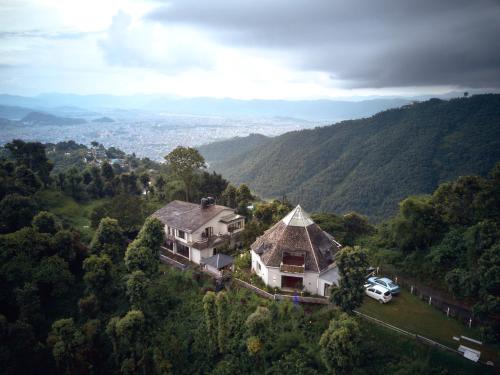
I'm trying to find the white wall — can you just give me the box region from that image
[191,209,238,242]
[251,250,323,295]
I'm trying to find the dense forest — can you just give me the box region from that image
[0,137,497,374]
[199,94,500,221]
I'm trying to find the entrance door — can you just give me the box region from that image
[281,275,303,290]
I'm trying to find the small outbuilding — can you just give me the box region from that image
[201,253,234,277]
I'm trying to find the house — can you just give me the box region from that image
[250,205,342,296]
[152,199,245,264]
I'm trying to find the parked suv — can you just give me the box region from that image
[367,277,400,295]
[364,284,392,304]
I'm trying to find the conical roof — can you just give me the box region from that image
[251,205,342,273]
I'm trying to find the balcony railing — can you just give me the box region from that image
[190,233,230,250]
[280,262,305,274]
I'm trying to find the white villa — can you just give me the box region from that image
[152,199,245,264]
[250,205,342,296]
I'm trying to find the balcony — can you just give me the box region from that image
[280,253,305,274]
[190,233,230,250]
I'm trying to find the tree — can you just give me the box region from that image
[221,185,237,208]
[34,255,73,299]
[48,318,85,374]
[90,217,126,260]
[319,313,361,374]
[32,211,60,234]
[65,167,83,199]
[51,230,80,263]
[6,139,53,186]
[126,271,149,309]
[153,175,167,200]
[136,217,165,251]
[164,146,205,201]
[115,310,147,373]
[342,212,374,246]
[124,242,158,276]
[391,196,444,251]
[139,173,150,195]
[101,161,115,181]
[236,184,253,205]
[203,291,217,353]
[215,291,229,354]
[0,193,37,233]
[90,195,146,235]
[330,246,368,312]
[14,165,41,195]
[245,306,271,338]
[83,254,114,301]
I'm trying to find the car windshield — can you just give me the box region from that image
[389,282,397,287]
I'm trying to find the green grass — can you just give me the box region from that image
[34,189,109,241]
[358,289,498,362]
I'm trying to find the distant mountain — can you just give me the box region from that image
[91,116,115,123]
[144,97,411,121]
[199,95,500,221]
[22,111,87,126]
[0,105,34,120]
[0,93,413,121]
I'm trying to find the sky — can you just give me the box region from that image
[0,0,499,100]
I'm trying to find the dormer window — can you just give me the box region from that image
[177,229,186,239]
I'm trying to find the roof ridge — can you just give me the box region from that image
[304,225,320,272]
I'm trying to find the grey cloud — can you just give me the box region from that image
[146,0,500,88]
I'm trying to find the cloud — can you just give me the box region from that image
[146,0,500,89]
[98,10,214,73]
[0,29,92,40]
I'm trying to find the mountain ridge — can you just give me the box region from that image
[198,94,500,221]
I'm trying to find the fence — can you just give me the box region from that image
[160,254,189,271]
[232,278,329,304]
[353,310,462,356]
[375,268,484,327]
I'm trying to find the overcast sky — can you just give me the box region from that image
[0,0,499,99]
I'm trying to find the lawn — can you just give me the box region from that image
[358,289,498,363]
[34,189,109,241]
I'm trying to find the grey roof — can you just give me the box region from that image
[202,253,234,269]
[319,265,340,286]
[220,213,244,223]
[152,200,234,233]
[251,205,342,273]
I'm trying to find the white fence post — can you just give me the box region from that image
[428,296,432,305]
[410,285,414,294]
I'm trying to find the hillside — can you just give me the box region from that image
[198,133,270,167]
[21,111,87,125]
[200,95,500,221]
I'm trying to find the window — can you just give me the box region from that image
[228,221,243,232]
[177,243,189,258]
[177,229,186,239]
[257,262,261,271]
[165,239,174,251]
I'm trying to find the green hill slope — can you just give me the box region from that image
[200,95,500,221]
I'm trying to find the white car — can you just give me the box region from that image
[364,283,392,304]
